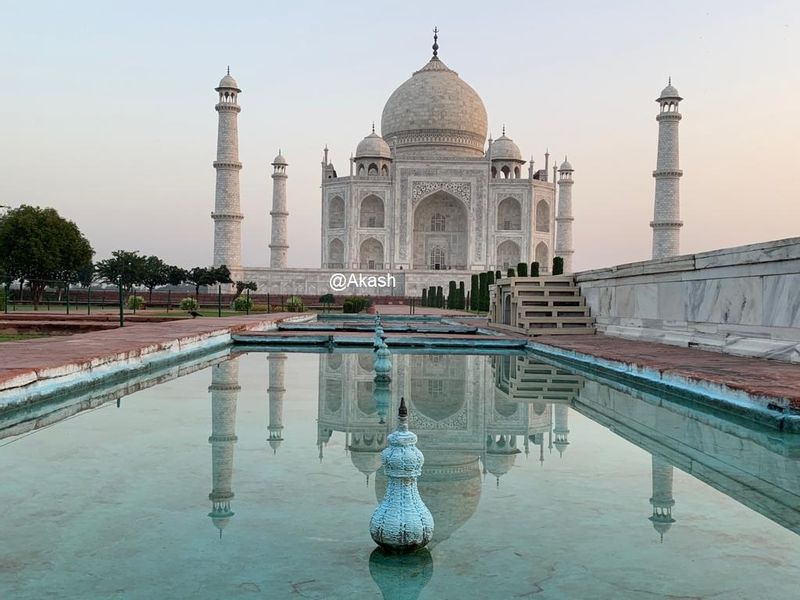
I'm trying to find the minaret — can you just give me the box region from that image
[651,79,683,259]
[267,352,287,453]
[556,157,575,273]
[269,151,289,269]
[212,68,243,274]
[553,404,570,457]
[208,358,240,537]
[649,454,677,542]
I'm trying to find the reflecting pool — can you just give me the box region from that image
[1,351,799,599]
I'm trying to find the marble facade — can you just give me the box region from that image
[577,237,800,362]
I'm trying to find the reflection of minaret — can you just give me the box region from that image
[484,434,521,487]
[267,352,287,453]
[208,359,240,537]
[649,454,677,542]
[553,404,570,457]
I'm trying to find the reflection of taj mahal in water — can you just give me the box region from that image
[205,353,683,543]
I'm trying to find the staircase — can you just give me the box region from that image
[490,276,595,336]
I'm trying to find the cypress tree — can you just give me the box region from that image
[531,262,540,277]
[495,270,501,282]
[458,281,466,309]
[507,267,516,278]
[478,273,488,311]
[487,270,495,285]
[448,281,456,309]
[553,256,564,275]
[470,274,479,310]
[517,262,528,277]
[421,288,427,306]
[428,286,436,307]
[436,286,444,308]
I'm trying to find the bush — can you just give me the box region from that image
[531,262,540,277]
[507,267,516,278]
[286,295,305,312]
[127,295,144,310]
[319,293,334,305]
[234,296,253,312]
[179,297,198,312]
[421,288,427,307]
[343,296,370,313]
[470,275,479,310]
[553,256,564,276]
[517,262,528,277]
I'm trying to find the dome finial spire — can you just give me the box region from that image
[432,26,439,57]
[502,124,506,136]
[372,122,375,134]
[668,75,671,85]
[226,65,230,76]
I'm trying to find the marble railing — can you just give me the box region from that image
[575,237,800,362]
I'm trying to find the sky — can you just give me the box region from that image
[1,0,798,272]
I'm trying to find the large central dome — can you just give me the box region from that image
[381,55,488,158]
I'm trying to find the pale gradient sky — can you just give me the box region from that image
[1,0,798,271]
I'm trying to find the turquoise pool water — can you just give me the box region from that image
[1,350,798,599]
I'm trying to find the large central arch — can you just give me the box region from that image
[412,191,469,270]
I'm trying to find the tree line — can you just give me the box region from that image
[0,204,247,309]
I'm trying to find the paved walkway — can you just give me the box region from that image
[0,313,297,392]
[531,334,800,410]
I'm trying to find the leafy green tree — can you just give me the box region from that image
[0,205,94,309]
[319,292,335,311]
[96,250,147,292]
[142,255,169,304]
[234,280,257,300]
[166,265,188,287]
[75,262,95,288]
[186,265,232,298]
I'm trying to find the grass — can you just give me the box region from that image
[0,333,47,341]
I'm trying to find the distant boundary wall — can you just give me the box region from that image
[575,237,800,362]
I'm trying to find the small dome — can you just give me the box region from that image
[489,133,523,162]
[559,157,573,171]
[356,131,392,159]
[658,81,681,101]
[217,72,240,91]
[272,151,287,165]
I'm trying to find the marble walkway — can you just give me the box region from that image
[531,334,800,411]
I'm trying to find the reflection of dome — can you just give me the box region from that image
[489,133,522,161]
[375,453,481,545]
[356,130,392,159]
[369,547,433,600]
[208,505,234,538]
[484,435,521,485]
[350,443,384,485]
[381,55,488,158]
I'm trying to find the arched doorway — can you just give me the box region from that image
[328,238,344,268]
[535,242,549,273]
[359,238,384,269]
[413,191,469,270]
[360,195,385,228]
[496,240,521,269]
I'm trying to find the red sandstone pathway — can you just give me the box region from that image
[531,334,800,410]
[0,313,296,391]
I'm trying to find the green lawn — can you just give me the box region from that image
[0,333,47,341]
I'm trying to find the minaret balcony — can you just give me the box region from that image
[213,160,242,170]
[652,169,683,177]
[215,103,241,113]
[211,211,244,221]
[650,220,684,228]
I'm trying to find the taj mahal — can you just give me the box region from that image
[211,30,683,296]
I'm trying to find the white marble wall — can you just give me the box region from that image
[577,237,800,362]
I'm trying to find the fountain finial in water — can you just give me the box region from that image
[369,397,434,552]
